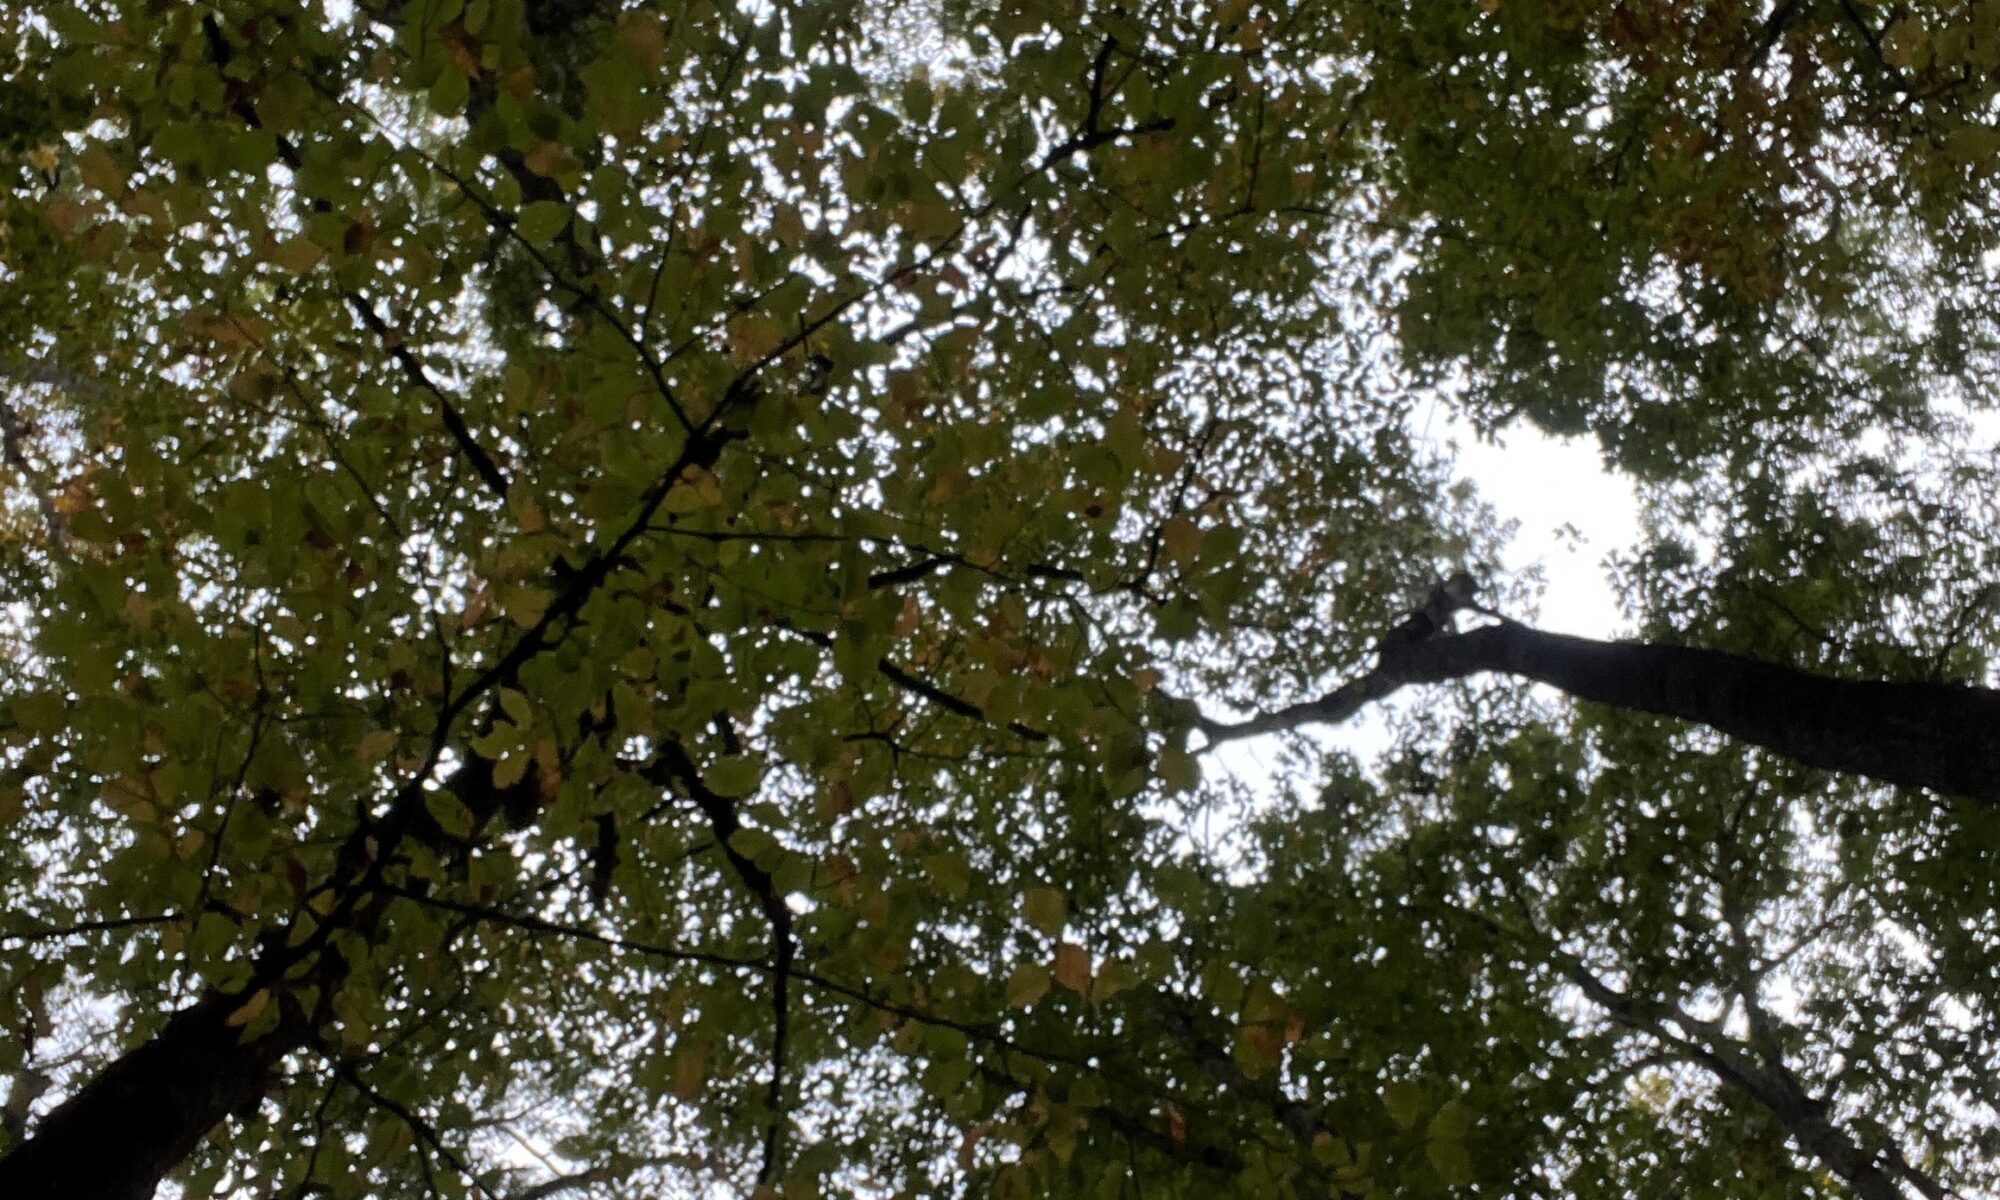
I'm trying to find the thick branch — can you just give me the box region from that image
[345,296,512,500]
[648,741,795,1185]
[1206,618,2000,805]
[1552,950,1916,1200]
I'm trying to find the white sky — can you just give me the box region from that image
[1453,420,1642,639]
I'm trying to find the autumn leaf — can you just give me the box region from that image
[1053,942,1092,993]
[224,990,270,1029]
[1160,515,1203,565]
[354,729,398,763]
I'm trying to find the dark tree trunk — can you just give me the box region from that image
[1408,623,2000,803]
[0,991,303,1200]
[0,737,593,1197]
[1217,619,2000,805]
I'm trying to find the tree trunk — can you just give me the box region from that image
[1214,619,2000,804]
[0,744,580,1197]
[1415,623,2000,803]
[0,991,303,1200]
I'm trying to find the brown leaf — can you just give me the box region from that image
[1240,1023,1283,1075]
[440,23,482,76]
[44,197,88,236]
[1053,942,1092,993]
[522,141,568,179]
[620,14,668,68]
[956,1122,987,1169]
[1160,514,1203,565]
[671,1044,705,1100]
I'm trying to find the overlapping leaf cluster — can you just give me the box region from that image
[1,1,1997,1198]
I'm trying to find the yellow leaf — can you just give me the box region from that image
[225,988,270,1028]
[355,729,397,763]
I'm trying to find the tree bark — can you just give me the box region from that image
[0,991,303,1200]
[1209,620,2000,804]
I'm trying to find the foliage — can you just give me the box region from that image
[2,0,1998,1197]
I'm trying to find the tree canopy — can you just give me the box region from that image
[3,1,2000,1198]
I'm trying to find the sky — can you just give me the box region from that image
[1453,420,1642,641]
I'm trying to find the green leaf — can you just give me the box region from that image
[1022,886,1066,936]
[429,66,471,116]
[517,200,570,246]
[501,585,551,628]
[1006,962,1051,1008]
[1382,1081,1424,1131]
[425,791,477,839]
[924,849,971,898]
[707,755,762,795]
[1426,1135,1473,1187]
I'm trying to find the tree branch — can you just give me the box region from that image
[344,296,512,500]
[1203,608,2000,805]
[646,740,795,1186]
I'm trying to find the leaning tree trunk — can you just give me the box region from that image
[0,753,519,1197]
[1209,619,2000,805]
[0,991,305,1200]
